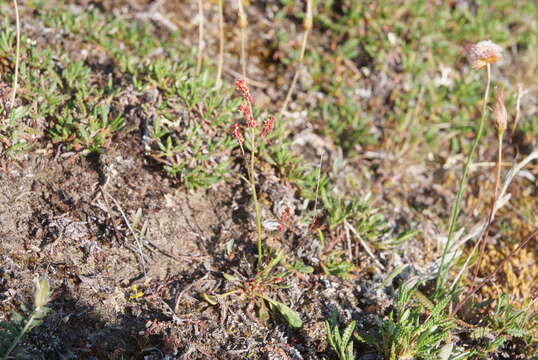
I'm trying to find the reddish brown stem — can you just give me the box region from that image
[468,132,503,290]
[451,227,538,317]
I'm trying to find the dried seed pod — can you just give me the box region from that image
[493,88,508,135]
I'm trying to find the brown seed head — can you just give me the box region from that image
[467,40,502,70]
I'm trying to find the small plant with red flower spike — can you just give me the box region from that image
[231,79,277,268]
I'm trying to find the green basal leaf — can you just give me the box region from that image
[200,293,218,306]
[257,298,270,322]
[342,320,356,347]
[260,295,302,328]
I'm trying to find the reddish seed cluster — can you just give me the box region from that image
[261,115,275,137]
[235,79,253,104]
[238,104,256,128]
[231,123,244,145]
[231,79,275,149]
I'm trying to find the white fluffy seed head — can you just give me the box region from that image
[467,40,502,69]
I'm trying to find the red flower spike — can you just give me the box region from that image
[235,79,253,104]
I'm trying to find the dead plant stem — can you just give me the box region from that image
[195,0,205,76]
[237,0,247,80]
[215,0,224,88]
[101,188,147,276]
[279,0,312,116]
[451,227,538,317]
[313,152,323,214]
[511,84,527,137]
[9,0,20,110]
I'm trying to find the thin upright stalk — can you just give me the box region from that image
[9,0,20,110]
[1,310,40,360]
[247,128,263,267]
[436,63,492,292]
[233,80,264,268]
[463,128,504,304]
[215,0,224,88]
[279,0,312,116]
[195,0,205,76]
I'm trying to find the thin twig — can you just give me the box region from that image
[344,221,353,262]
[344,220,384,270]
[195,0,205,76]
[101,188,147,276]
[10,0,21,110]
[279,0,312,116]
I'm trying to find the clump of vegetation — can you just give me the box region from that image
[0,0,537,358]
[0,279,52,360]
[202,250,302,328]
[325,319,356,360]
[355,282,459,360]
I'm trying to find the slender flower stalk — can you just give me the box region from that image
[231,80,276,268]
[248,126,263,267]
[436,40,502,291]
[279,0,313,116]
[473,90,508,274]
[436,64,491,291]
[454,88,507,314]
